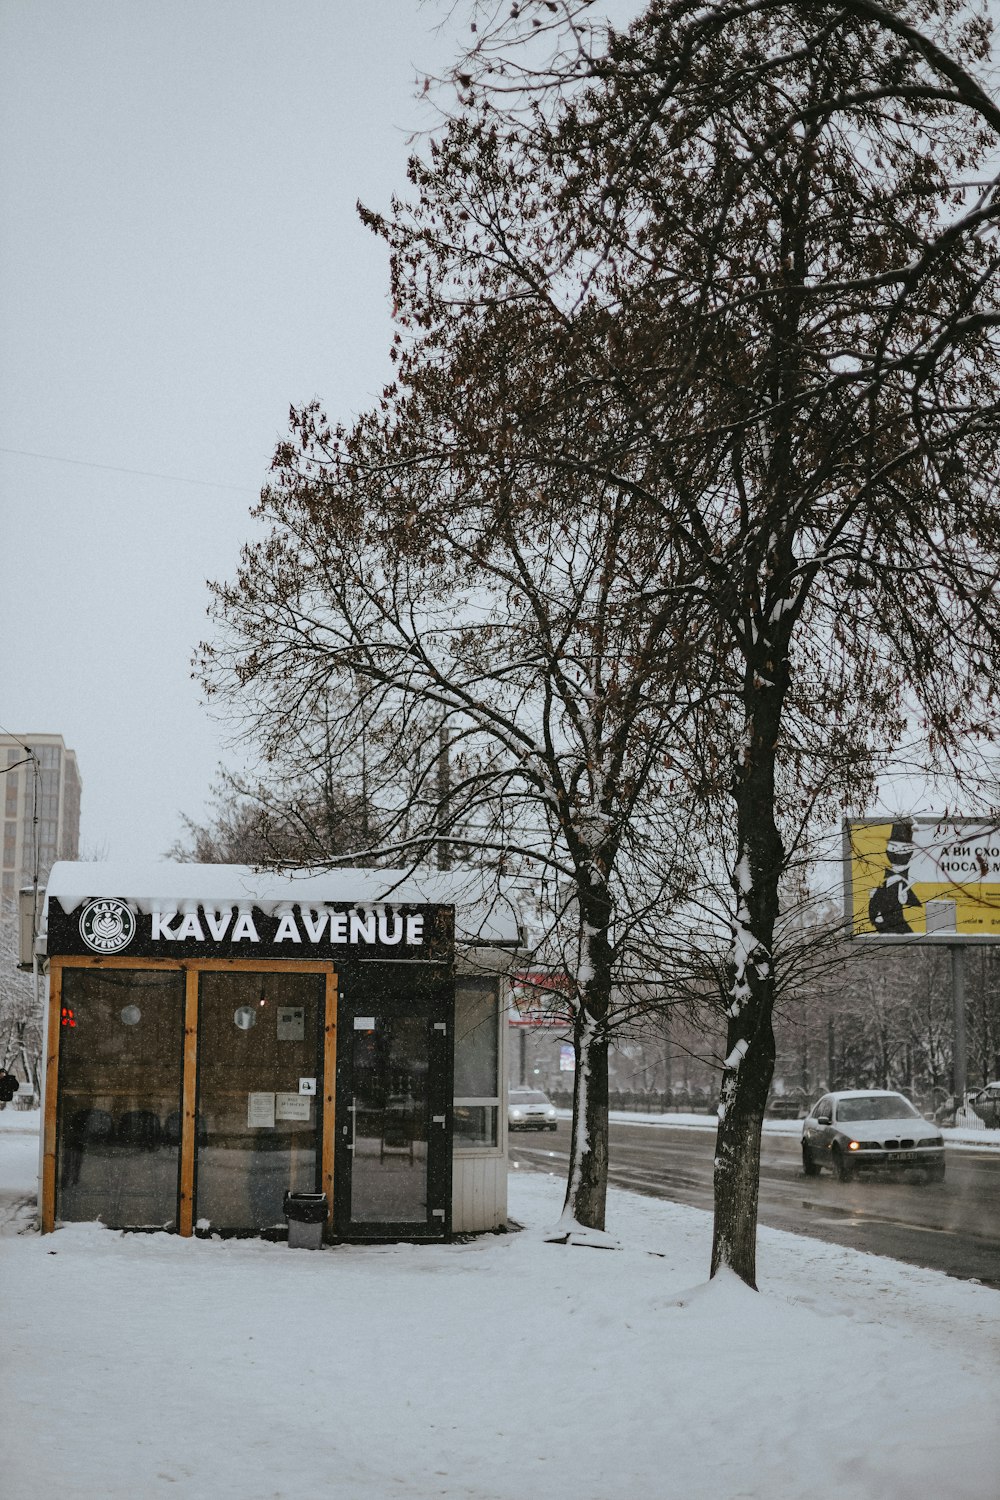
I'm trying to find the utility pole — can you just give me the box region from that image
[951,945,967,1103]
[827,1015,836,1092]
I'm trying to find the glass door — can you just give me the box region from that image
[335,977,452,1239]
[195,971,325,1234]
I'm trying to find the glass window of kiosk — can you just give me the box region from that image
[195,970,325,1233]
[452,977,500,1147]
[56,968,185,1228]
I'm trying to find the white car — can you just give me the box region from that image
[508,1087,558,1131]
[801,1090,945,1183]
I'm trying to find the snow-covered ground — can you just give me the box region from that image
[1,1112,998,1500]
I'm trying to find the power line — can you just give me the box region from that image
[0,721,35,760]
[0,757,34,777]
[0,445,258,494]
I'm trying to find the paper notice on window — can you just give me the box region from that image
[276,1005,305,1042]
[247,1092,276,1128]
[275,1093,312,1122]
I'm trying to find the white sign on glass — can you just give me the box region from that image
[247,1092,276,1128]
[276,1005,305,1042]
[298,1077,317,1095]
[275,1093,312,1122]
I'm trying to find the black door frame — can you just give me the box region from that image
[334,966,453,1241]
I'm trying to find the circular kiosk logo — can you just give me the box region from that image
[79,898,136,954]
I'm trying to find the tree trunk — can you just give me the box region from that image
[560,1012,610,1231]
[711,1013,775,1287]
[711,646,785,1287]
[559,896,613,1233]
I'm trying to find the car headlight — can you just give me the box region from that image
[510,1109,524,1120]
[848,1140,861,1152]
[546,1108,556,1118]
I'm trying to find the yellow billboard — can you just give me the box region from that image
[845,818,1000,940]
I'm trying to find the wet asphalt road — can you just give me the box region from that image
[508,1119,1000,1287]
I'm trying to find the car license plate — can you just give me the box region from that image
[887,1151,914,1162]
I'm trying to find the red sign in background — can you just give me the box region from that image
[509,971,573,1028]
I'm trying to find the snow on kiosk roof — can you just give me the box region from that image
[40,862,519,1245]
[43,860,523,949]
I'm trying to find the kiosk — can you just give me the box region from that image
[39,863,520,1241]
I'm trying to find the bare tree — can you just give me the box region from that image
[207,2,1000,1279]
[968,948,1000,1085]
[201,408,719,1233]
[168,741,380,869]
[828,941,1000,1103]
[386,0,1000,1282]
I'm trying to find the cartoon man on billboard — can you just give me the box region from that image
[868,820,923,933]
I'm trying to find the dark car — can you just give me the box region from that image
[508,1087,558,1131]
[801,1089,945,1182]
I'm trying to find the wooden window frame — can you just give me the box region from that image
[43,956,337,1236]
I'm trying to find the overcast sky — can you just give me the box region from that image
[2,3,996,868]
[0,1,467,861]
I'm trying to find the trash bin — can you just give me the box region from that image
[283,1191,328,1250]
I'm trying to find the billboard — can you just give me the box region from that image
[844,818,1000,941]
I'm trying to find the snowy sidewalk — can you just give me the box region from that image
[1,1121,998,1500]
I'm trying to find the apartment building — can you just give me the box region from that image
[1,733,82,904]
